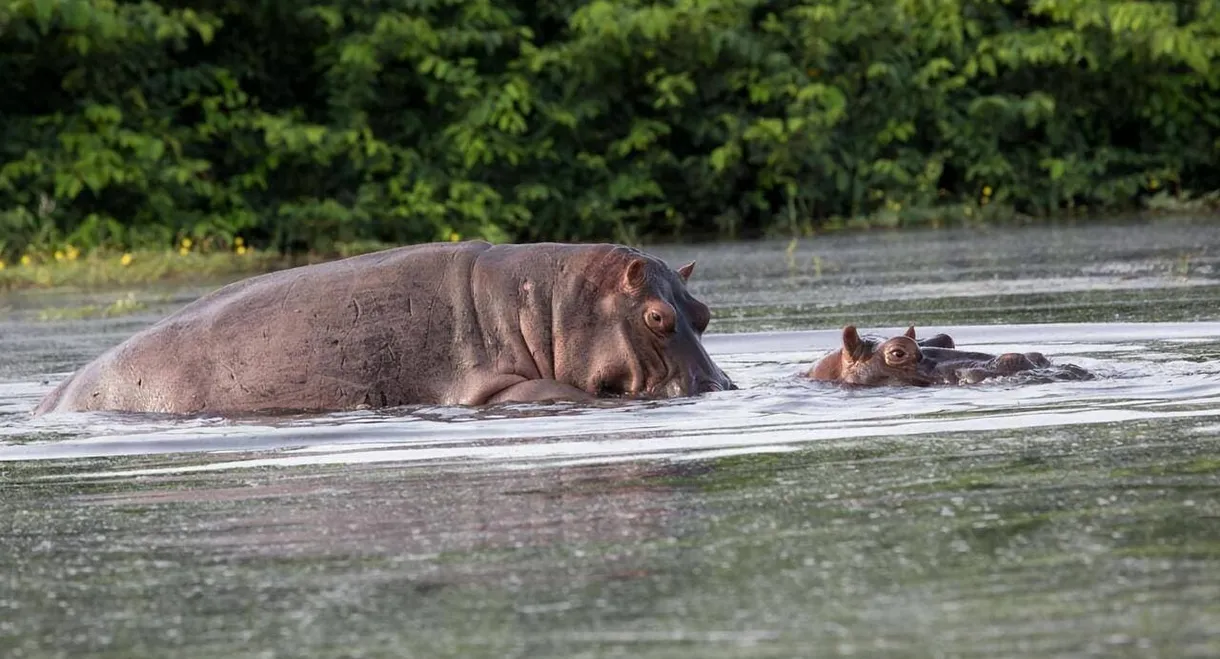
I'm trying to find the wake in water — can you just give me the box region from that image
[951,362,1095,385]
[3,323,1220,475]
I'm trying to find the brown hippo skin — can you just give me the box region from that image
[33,241,735,416]
[807,326,934,386]
[807,325,1058,387]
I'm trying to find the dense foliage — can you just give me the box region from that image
[2,0,1218,257]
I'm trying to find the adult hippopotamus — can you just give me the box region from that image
[33,241,735,416]
[807,325,1071,386]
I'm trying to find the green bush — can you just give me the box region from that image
[1,0,1218,258]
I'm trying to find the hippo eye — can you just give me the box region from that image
[885,347,913,365]
[644,307,674,334]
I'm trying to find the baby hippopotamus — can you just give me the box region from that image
[807,325,934,386]
[807,325,1062,387]
[920,344,1053,385]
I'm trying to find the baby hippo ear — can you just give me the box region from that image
[622,257,648,291]
[677,261,696,282]
[904,325,916,339]
[842,325,867,360]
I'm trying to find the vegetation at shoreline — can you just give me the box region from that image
[0,235,410,291]
[2,0,1219,269]
[0,243,274,291]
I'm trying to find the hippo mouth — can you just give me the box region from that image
[593,352,737,399]
[655,373,736,398]
[597,375,735,399]
[594,380,629,398]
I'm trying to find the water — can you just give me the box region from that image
[3,217,1220,658]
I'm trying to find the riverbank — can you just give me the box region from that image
[0,248,283,292]
[0,240,407,293]
[1,210,1212,294]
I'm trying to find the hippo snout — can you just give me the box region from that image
[694,370,736,394]
[659,370,734,398]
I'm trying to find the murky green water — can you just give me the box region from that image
[3,217,1220,658]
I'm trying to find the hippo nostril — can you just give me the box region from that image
[695,377,734,394]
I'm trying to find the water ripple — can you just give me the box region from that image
[4,322,1220,481]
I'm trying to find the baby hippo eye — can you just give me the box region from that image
[885,346,913,365]
[648,310,663,324]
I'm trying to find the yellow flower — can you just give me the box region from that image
[20,255,31,266]
[234,236,244,247]
[0,260,6,271]
[120,253,134,267]
[179,246,189,256]
[236,245,247,255]
[66,245,80,261]
[982,186,993,197]
[448,231,461,242]
[1149,178,1160,190]
[180,237,193,250]
[54,250,65,261]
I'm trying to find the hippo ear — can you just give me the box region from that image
[623,258,648,291]
[904,325,916,339]
[842,326,867,361]
[677,261,696,282]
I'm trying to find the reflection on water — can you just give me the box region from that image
[2,218,1220,658]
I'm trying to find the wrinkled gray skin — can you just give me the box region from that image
[33,241,735,416]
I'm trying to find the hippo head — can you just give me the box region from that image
[836,325,933,387]
[561,248,735,399]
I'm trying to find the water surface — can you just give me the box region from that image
[3,217,1220,658]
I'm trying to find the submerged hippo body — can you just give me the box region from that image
[34,241,735,416]
[919,346,1053,385]
[808,325,1076,387]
